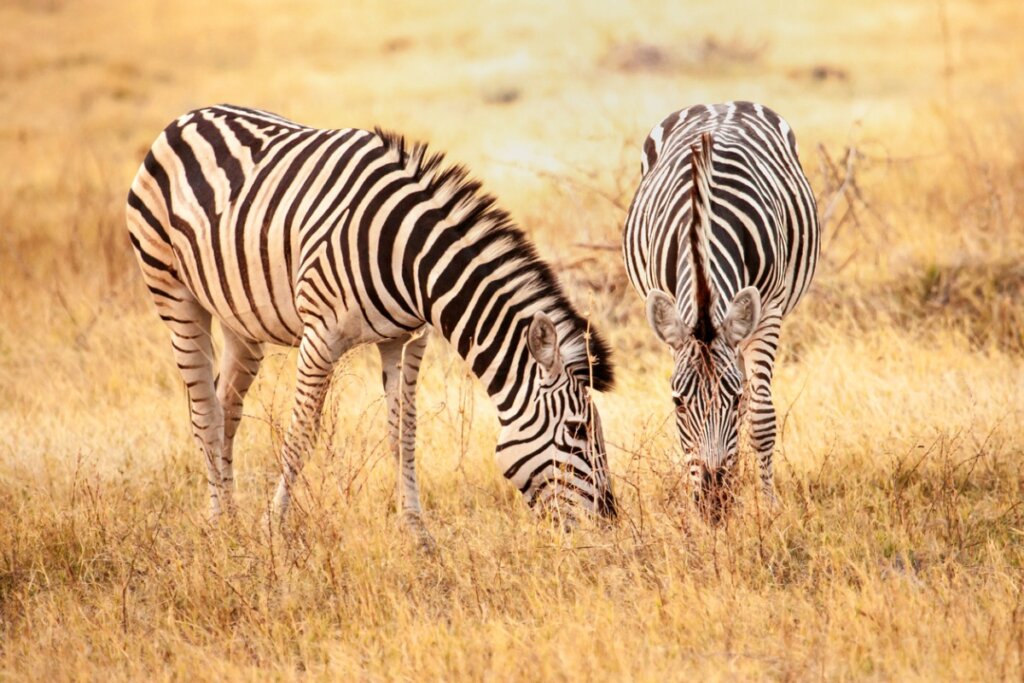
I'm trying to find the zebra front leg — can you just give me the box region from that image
[377,331,435,550]
[272,325,347,522]
[741,314,782,508]
[215,328,264,512]
[165,307,226,521]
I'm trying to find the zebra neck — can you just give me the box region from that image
[411,265,553,419]
[394,185,605,418]
[425,298,543,421]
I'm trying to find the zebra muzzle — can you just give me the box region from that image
[693,464,734,523]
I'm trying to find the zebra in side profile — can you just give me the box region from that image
[127,105,616,540]
[623,102,819,520]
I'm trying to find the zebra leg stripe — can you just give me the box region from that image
[165,305,226,520]
[377,332,434,546]
[215,328,264,509]
[741,311,782,505]
[272,324,349,519]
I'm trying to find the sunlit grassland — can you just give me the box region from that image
[1,0,1023,679]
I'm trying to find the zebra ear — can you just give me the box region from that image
[721,286,761,347]
[646,289,686,350]
[642,137,657,176]
[527,312,563,376]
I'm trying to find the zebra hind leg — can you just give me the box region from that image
[215,327,264,513]
[163,303,227,521]
[377,331,435,552]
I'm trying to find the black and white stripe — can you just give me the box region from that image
[623,101,819,519]
[127,105,616,533]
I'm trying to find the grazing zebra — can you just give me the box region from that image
[126,105,616,539]
[622,101,819,520]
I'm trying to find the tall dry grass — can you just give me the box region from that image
[1,0,1023,680]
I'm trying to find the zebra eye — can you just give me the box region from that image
[673,395,686,412]
[564,420,587,439]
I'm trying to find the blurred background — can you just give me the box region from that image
[2,0,1023,678]
[3,0,1022,307]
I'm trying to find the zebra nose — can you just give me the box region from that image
[696,463,727,491]
[693,463,732,522]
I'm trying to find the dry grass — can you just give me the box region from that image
[2,0,1024,680]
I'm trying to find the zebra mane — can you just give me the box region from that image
[371,127,616,392]
[688,131,717,345]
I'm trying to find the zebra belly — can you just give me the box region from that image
[185,275,304,347]
[215,303,303,347]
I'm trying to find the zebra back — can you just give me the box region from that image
[625,101,819,321]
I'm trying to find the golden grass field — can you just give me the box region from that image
[2,0,1024,679]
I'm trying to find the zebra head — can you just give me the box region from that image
[496,311,616,524]
[645,286,761,522]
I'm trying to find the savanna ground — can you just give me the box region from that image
[2,0,1024,679]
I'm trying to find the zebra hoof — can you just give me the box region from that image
[259,507,289,539]
[207,506,223,525]
[211,500,238,525]
[416,530,439,555]
[402,514,438,554]
[258,510,274,537]
[762,489,781,513]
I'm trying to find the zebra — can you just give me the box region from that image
[622,101,819,520]
[126,104,616,540]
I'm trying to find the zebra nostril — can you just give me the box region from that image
[693,463,733,511]
[714,466,727,488]
[701,465,714,491]
[694,463,727,493]
[694,473,733,524]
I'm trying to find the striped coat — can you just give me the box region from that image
[128,105,616,537]
[623,101,819,519]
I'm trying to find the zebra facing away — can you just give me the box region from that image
[623,102,819,521]
[127,105,616,539]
